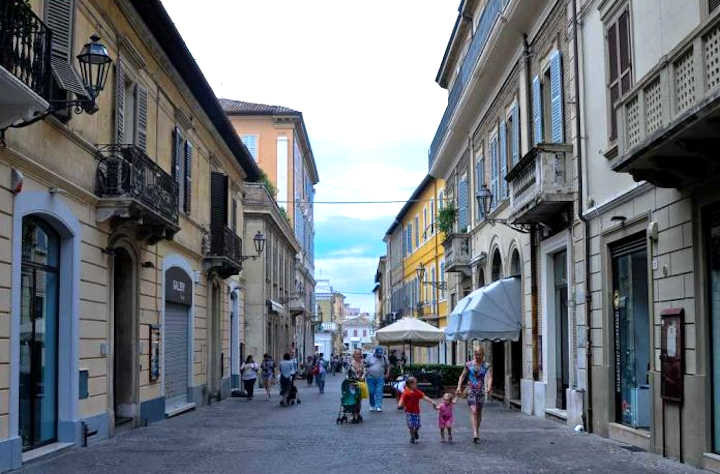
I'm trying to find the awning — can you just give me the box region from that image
[267,299,285,315]
[445,277,522,342]
[375,317,444,347]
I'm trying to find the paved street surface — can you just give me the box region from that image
[20,376,702,473]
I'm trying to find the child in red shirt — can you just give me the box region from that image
[398,377,437,443]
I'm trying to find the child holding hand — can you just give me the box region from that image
[437,392,457,442]
[398,377,437,443]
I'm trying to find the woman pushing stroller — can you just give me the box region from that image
[339,349,366,424]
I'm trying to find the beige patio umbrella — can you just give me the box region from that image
[375,317,444,364]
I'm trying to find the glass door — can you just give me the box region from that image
[553,250,569,409]
[708,208,720,453]
[19,218,60,451]
[612,239,650,429]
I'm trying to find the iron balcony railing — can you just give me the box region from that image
[95,144,179,225]
[428,0,508,169]
[0,0,51,99]
[209,224,242,267]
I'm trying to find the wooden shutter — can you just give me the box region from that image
[511,104,520,165]
[184,141,193,214]
[499,121,508,198]
[172,127,183,200]
[458,177,468,231]
[550,51,564,143]
[532,76,542,145]
[135,85,148,150]
[476,157,484,219]
[231,198,238,233]
[115,62,125,143]
[46,0,87,98]
[491,137,499,208]
[210,172,228,231]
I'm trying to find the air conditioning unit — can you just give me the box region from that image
[630,385,650,429]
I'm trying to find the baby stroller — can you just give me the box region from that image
[336,378,362,424]
[280,378,301,406]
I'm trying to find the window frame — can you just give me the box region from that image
[241,134,259,161]
[604,3,634,146]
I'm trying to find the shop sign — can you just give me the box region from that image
[166,266,192,305]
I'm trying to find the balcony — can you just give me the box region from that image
[95,144,179,244]
[429,0,506,169]
[613,16,720,188]
[288,293,306,315]
[442,232,471,277]
[203,225,242,279]
[506,143,574,225]
[319,322,337,333]
[0,0,51,129]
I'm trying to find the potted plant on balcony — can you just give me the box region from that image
[437,204,457,236]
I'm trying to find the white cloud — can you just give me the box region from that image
[315,256,379,313]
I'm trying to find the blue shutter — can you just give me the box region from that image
[458,177,468,231]
[532,75,542,145]
[511,104,520,165]
[402,226,407,256]
[475,158,484,219]
[499,121,508,198]
[550,50,565,143]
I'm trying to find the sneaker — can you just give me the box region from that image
[376,407,383,412]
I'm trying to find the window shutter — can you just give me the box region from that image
[135,85,148,151]
[550,50,565,143]
[210,172,228,231]
[491,137,499,208]
[476,157,484,219]
[46,0,87,99]
[711,0,720,13]
[184,141,193,214]
[499,121,508,198]
[172,127,183,197]
[532,75,542,145]
[232,198,238,233]
[115,62,125,143]
[458,177,468,231]
[511,104,520,165]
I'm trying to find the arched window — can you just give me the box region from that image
[477,267,486,288]
[491,249,502,282]
[510,249,521,277]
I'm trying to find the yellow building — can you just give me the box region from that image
[388,175,447,363]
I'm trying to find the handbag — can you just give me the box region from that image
[357,381,369,400]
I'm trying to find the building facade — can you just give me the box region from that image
[221,99,319,363]
[242,182,299,367]
[314,279,339,358]
[341,315,375,352]
[0,0,259,469]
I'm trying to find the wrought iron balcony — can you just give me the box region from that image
[613,16,720,188]
[203,224,242,279]
[442,232,471,277]
[320,322,337,333]
[95,144,179,244]
[506,143,574,225]
[428,0,507,169]
[0,0,51,129]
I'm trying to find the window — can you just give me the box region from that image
[242,135,258,160]
[423,207,428,240]
[476,152,485,220]
[499,121,508,198]
[490,135,499,209]
[458,175,469,231]
[353,329,358,337]
[343,330,347,337]
[438,192,444,211]
[430,199,435,234]
[508,104,520,167]
[115,63,148,150]
[607,9,632,142]
[173,128,193,214]
[533,50,565,145]
[363,330,367,337]
[407,223,413,254]
[430,266,436,311]
[440,260,446,300]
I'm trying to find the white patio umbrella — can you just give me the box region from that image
[445,277,522,342]
[375,317,444,364]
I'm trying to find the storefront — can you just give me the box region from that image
[164,266,193,415]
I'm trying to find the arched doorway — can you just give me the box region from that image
[112,245,137,428]
[509,248,522,402]
[477,267,486,289]
[19,217,61,450]
[510,249,521,277]
[491,249,503,282]
[490,248,505,398]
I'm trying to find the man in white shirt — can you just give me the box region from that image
[365,346,390,412]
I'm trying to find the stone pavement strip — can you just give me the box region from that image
[19,376,703,474]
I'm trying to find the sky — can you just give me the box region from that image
[163,1,457,313]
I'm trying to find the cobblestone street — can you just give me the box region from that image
[19,376,701,473]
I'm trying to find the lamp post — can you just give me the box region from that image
[475,184,531,234]
[416,262,447,290]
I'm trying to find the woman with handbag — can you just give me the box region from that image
[456,348,493,444]
[241,355,260,401]
[347,349,366,423]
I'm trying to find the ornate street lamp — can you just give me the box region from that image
[416,262,447,291]
[253,230,266,255]
[475,184,531,234]
[76,34,112,110]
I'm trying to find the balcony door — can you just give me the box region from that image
[19,217,59,451]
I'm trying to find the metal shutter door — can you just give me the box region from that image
[165,303,189,409]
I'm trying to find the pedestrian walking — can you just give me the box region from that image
[365,346,389,412]
[456,348,493,443]
[389,349,398,369]
[347,349,366,423]
[305,356,315,386]
[437,393,457,442]
[241,355,259,401]
[400,352,407,370]
[260,354,275,400]
[279,353,296,406]
[314,353,327,393]
[398,376,436,444]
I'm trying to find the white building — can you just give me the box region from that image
[342,314,375,351]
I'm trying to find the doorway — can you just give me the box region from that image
[706,206,720,453]
[612,237,650,429]
[113,247,136,426]
[19,217,60,451]
[209,283,222,396]
[230,290,239,390]
[553,250,569,409]
[492,341,506,398]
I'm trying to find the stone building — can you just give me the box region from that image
[242,183,299,366]
[0,0,259,469]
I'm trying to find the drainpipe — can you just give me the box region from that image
[572,0,593,433]
[523,34,540,382]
